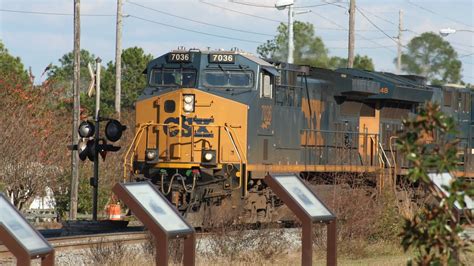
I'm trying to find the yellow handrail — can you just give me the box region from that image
[369,136,384,168]
[122,122,246,194]
[223,126,245,194]
[389,136,398,171]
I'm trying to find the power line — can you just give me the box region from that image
[404,28,473,53]
[311,10,397,54]
[297,1,343,9]
[0,8,114,16]
[229,0,275,8]
[406,0,473,29]
[357,7,396,26]
[356,7,399,45]
[358,7,474,53]
[330,45,396,49]
[128,14,264,44]
[460,53,474,58]
[229,0,339,9]
[354,6,472,61]
[448,42,474,49]
[199,0,283,23]
[126,0,274,37]
[321,0,348,10]
[359,8,474,51]
[127,2,396,51]
[200,0,395,32]
[404,29,474,51]
[325,36,391,41]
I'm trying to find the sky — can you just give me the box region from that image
[0,0,473,85]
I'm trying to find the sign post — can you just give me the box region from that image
[112,181,195,265]
[0,194,55,266]
[264,174,337,266]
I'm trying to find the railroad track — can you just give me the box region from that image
[0,231,149,258]
[2,225,471,260]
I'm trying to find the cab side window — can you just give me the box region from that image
[260,72,273,98]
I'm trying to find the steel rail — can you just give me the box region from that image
[0,231,148,258]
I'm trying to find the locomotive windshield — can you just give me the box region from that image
[203,70,253,89]
[150,68,197,87]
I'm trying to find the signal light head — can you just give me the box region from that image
[105,119,127,142]
[78,121,95,138]
[78,139,95,161]
[78,139,89,161]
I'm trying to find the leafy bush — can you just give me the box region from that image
[397,102,474,265]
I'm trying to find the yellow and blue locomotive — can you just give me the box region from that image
[123,48,473,227]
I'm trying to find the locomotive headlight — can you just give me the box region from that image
[145,149,159,162]
[204,152,213,161]
[183,94,195,112]
[183,95,194,104]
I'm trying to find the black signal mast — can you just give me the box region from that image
[72,58,125,221]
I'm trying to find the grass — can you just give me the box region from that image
[194,239,414,265]
[314,241,409,266]
[81,236,474,265]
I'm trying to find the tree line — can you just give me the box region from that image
[257,21,465,86]
[46,47,153,117]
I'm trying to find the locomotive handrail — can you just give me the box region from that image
[300,128,379,167]
[223,126,245,194]
[369,136,383,167]
[300,129,379,134]
[378,141,392,168]
[123,122,167,182]
[389,136,399,171]
[300,129,380,167]
[122,122,246,192]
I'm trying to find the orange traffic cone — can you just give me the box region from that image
[106,203,122,220]
[105,194,122,221]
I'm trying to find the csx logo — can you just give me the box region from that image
[163,116,214,138]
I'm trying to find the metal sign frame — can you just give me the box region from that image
[112,181,195,266]
[0,193,55,266]
[428,172,473,222]
[428,172,474,210]
[264,173,337,266]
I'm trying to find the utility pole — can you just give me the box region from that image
[115,0,123,119]
[92,57,101,221]
[347,0,356,68]
[397,9,403,73]
[288,4,294,64]
[70,0,80,221]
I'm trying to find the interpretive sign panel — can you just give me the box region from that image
[113,181,195,266]
[124,183,192,233]
[272,174,335,221]
[0,193,54,265]
[428,172,474,210]
[264,173,336,266]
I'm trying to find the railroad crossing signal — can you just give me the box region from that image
[70,118,126,161]
[68,116,127,222]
